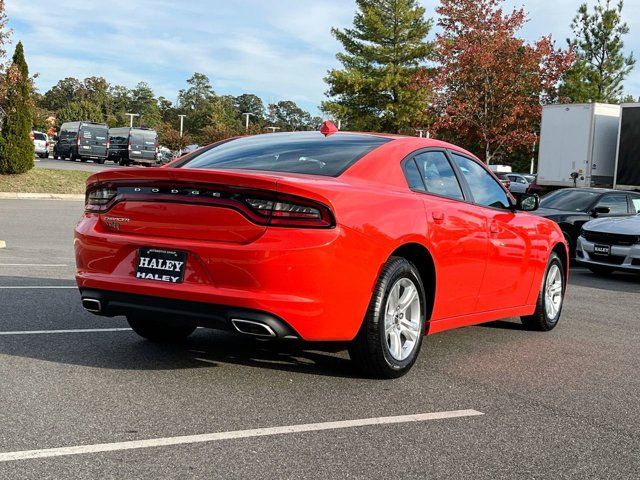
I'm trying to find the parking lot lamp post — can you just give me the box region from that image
[242,113,255,131]
[178,114,187,156]
[125,113,139,128]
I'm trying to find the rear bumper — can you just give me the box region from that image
[80,288,300,338]
[75,215,382,341]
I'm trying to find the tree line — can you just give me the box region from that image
[32,72,323,151]
[0,0,637,175]
[323,0,636,168]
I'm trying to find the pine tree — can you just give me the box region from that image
[560,0,635,103]
[0,42,35,174]
[322,0,433,133]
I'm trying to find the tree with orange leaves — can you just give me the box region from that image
[430,0,574,164]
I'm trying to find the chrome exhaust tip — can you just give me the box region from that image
[82,298,102,313]
[231,319,277,337]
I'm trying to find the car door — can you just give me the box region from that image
[450,153,537,311]
[403,150,489,320]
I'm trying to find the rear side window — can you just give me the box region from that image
[595,194,629,214]
[181,132,390,177]
[33,133,46,141]
[631,196,640,213]
[412,151,464,200]
[452,153,510,209]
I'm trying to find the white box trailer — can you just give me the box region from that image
[614,103,640,191]
[537,103,620,188]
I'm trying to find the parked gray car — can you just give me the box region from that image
[505,173,535,194]
[577,213,640,275]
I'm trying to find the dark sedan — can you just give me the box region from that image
[534,188,640,256]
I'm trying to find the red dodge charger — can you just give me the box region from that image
[75,124,568,377]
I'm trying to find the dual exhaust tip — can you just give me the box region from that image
[231,319,276,337]
[82,298,276,338]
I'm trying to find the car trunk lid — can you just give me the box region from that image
[88,168,280,244]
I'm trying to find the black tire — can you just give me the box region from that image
[588,265,615,276]
[96,158,106,165]
[69,152,75,161]
[80,157,88,162]
[521,252,565,331]
[127,315,196,342]
[348,256,426,378]
[561,231,574,258]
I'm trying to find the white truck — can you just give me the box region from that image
[613,103,640,191]
[537,103,620,188]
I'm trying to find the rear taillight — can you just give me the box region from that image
[76,135,80,147]
[106,139,110,149]
[244,196,334,228]
[86,187,117,212]
[128,140,131,151]
[84,184,334,228]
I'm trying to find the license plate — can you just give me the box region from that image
[593,244,611,255]
[135,248,187,283]
[82,145,91,149]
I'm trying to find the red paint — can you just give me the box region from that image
[75,134,567,341]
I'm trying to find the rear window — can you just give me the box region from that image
[180,132,391,176]
[33,133,46,141]
[82,125,108,139]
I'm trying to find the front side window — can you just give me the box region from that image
[452,153,510,209]
[595,194,629,214]
[631,196,640,213]
[411,151,464,200]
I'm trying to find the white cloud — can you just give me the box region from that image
[5,0,640,116]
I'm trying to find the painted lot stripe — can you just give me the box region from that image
[0,264,69,267]
[0,328,131,336]
[0,409,483,462]
[0,286,76,289]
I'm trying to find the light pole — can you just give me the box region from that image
[242,113,255,131]
[125,113,139,128]
[178,114,187,156]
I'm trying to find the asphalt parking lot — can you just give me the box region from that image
[35,156,130,173]
[0,199,639,479]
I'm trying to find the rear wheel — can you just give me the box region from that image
[96,158,106,165]
[588,265,615,276]
[69,152,75,161]
[127,315,196,342]
[521,252,565,331]
[349,257,426,378]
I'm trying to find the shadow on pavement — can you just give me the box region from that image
[569,267,640,294]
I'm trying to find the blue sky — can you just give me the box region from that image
[5,0,640,115]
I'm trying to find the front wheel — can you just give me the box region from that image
[349,257,426,378]
[521,252,565,331]
[127,315,197,342]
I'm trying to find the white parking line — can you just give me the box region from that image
[0,328,131,336]
[0,409,483,462]
[0,286,76,289]
[0,264,69,267]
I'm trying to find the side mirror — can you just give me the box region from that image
[591,206,610,216]
[516,193,539,212]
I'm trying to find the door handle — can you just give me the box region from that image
[432,211,445,223]
[489,223,500,234]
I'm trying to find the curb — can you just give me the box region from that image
[0,192,84,201]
